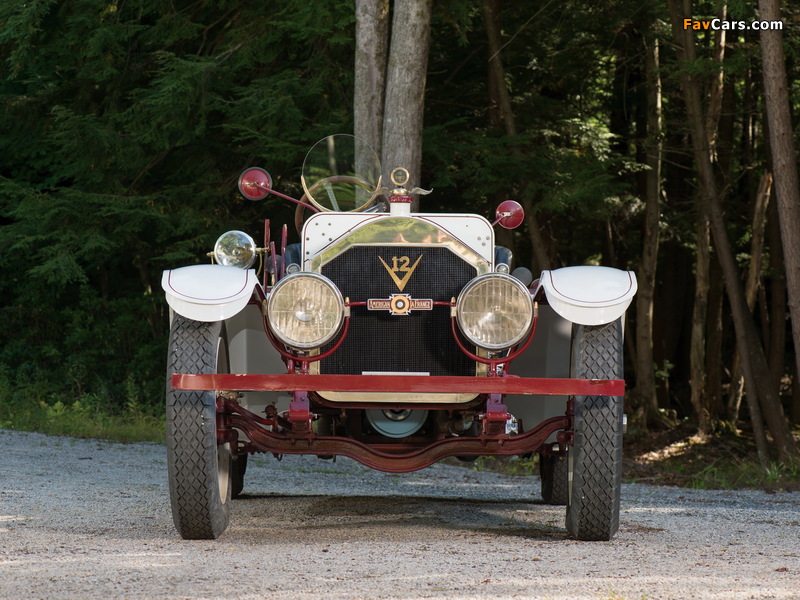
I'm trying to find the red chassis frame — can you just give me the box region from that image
[172,372,624,473]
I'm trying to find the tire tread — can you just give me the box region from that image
[566,320,624,541]
[166,316,231,540]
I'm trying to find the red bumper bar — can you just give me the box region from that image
[172,373,624,396]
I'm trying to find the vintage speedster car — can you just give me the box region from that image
[162,135,637,541]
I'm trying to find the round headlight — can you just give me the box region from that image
[456,274,533,350]
[214,231,257,269]
[267,273,344,350]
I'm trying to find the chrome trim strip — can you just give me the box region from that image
[307,216,491,273]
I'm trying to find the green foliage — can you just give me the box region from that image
[0,0,355,414]
[423,0,656,270]
[470,455,539,476]
[651,449,800,491]
[0,365,164,442]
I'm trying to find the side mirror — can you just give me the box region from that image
[238,167,272,201]
[494,200,524,230]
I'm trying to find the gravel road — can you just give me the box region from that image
[1,428,798,600]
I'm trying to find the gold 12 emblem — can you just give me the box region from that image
[378,255,422,292]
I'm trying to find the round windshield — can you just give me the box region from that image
[301,135,382,212]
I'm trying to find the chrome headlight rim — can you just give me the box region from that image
[213,230,257,269]
[456,273,533,351]
[266,272,345,350]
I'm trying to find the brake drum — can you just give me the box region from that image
[365,409,428,438]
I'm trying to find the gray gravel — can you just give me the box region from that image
[1,428,798,600]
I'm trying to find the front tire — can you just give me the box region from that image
[166,315,232,539]
[565,319,624,541]
[231,454,248,499]
[540,453,568,505]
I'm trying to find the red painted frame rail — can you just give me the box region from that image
[172,373,625,396]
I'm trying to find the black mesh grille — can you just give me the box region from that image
[319,246,477,376]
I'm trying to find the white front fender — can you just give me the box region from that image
[539,266,637,326]
[162,264,259,322]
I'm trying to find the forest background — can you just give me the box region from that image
[1,0,799,474]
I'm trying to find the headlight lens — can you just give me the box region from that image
[456,274,533,350]
[214,230,257,269]
[267,273,344,349]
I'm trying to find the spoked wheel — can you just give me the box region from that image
[166,315,232,539]
[565,319,624,541]
[539,453,568,505]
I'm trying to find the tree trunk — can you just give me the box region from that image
[354,0,390,156]
[707,66,735,423]
[794,361,800,426]
[688,6,727,434]
[758,0,800,414]
[521,199,553,273]
[767,200,787,403]
[632,31,663,429]
[705,254,724,419]
[729,173,774,423]
[745,174,772,311]
[704,4,726,161]
[690,207,711,433]
[667,0,797,463]
[381,0,433,209]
